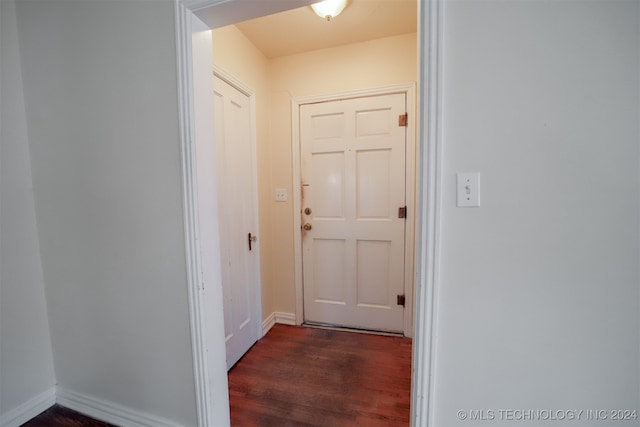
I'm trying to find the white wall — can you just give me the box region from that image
[0,0,56,420]
[13,1,197,425]
[433,1,640,425]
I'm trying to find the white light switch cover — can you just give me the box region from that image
[275,188,288,202]
[457,173,480,207]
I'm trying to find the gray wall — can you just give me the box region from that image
[0,0,56,416]
[12,0,198,424]
[434,1,640,425]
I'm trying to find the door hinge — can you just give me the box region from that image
[397,294,406,306]
[398,206,407,219]
[398,113,408,127]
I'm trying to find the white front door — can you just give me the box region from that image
[300,93,407,333]
[214,74,259,369]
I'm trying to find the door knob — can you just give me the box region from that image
[302,223,312,231]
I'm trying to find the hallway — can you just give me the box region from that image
[228,324,412,426]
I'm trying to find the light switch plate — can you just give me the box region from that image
[275,188,288,202]
[457,173,480,207]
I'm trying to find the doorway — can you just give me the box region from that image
[176,1,443,426]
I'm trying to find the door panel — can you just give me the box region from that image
[301,93,406,333]
[356,239,391,307]
[357,149,391,218]
[312,152,345,218]
[313,239,347,304]
[214,75,258,369]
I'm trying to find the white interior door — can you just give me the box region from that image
[214,74,259,369]
[300,93,407,333]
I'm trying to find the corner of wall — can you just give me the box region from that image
[56,388,184,427]
[0,388,55,427]
[0,0,57,421]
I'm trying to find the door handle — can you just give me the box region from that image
[302,223,312,231]
[248,233,257,251]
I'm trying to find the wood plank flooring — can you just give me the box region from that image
[21,405,114,426]
[228,324,412,427]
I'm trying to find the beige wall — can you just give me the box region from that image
[213,29,417,319]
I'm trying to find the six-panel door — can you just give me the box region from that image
[300,93,407,333]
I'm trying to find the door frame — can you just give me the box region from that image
[213,66,264,358]
[292,84,417,337]
[174,0,444,426]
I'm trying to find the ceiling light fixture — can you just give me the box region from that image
[311,0,349,21]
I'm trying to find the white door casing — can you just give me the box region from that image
[299,91,412,334]
[213,72,261,370]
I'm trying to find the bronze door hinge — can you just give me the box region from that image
[398,206,407,219]
[398,113,408,127]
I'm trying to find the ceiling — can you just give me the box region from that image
[231,0,417,59]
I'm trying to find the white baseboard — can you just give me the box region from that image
[274,312,296,325]
[56,387,182,427]
[262,312,276,336]
[0,387,56,427]
[262,312,297,336]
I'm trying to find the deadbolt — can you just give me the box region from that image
[302,223,312,231]
[304,207,312,215]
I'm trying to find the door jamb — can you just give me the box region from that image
[411,0,444,425]
[174,3,220,425]
[291,84,417,337]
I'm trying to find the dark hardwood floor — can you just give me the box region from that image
[21,324,411,427]
[228,324,412,427]
[21,405,114,427]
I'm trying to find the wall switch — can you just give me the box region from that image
[275,188,288,202]
[457,173,480,207]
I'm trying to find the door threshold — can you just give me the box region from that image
[303,322,405,338]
